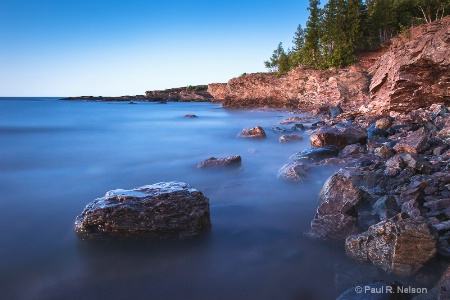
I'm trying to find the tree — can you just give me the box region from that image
[264,42,287,73]
[302,0,323,69]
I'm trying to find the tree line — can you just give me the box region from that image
[265,0,450,74]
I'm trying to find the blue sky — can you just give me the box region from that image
[0,0,309,96]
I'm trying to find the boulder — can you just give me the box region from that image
[292,145,340,162]
[74,182,211,240]
[277,162,311,182]
[393,127,429,154]
[184,114,198,118]
[345,215,437,276]
[238,126,266,138]
[196,155,242,169]
[385,153,433,176]
[310,126,367,150]
[279,134,303,143]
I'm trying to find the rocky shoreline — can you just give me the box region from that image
[72,17,450,299]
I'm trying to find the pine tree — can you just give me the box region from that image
[302,0,323,69]
[264,42,287,73]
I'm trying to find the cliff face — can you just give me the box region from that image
[209,16,450,114]
[368,16,450,114]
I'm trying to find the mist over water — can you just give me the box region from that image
[0,98,395,299]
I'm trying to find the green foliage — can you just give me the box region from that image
[264,0,450,74]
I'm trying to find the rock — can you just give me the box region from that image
[367,124,389,141]
[272,126,292,133]
[385,153,433,176]
[429,104,449,117]
[393,127,429,154]
[277,162,311,182]
[145,86,213,102]
[292,145,339,162]
[372,196,400,221]
[196,155,242,169]
[339,144,365,158]
[331,105,344,118]
[279,134,303,143]
[424,198,450,213]
[345,215,437,276]
[278,116,306,124]
[368,17,450,114]
[207,83,227,102]
[310,169,368,240]
[375,117,394,130]
[292,123,305,131]
[184,114,198,118]
[310,126,367,150]
[74,182,211,240]
[238,126,266,138]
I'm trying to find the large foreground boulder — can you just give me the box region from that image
[345,215,437,276]
[75,182,211,240]
[310,126,367,150]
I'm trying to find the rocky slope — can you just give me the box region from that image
[208,16,450,115]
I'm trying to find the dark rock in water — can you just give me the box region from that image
[331,105,344,118]
[74,182,211,240]
[184,114,198,118]
[277,162,311,182]
[393,127,429,154]
[292,123,305,131]
[196,155,242,169]
[128,101,137,104]
[238,126,266,138]
[293,145,339,162]
[272,126,292,133]
[310,126,367,150]
[336,281,410,300]
[279,134,303,143]
[278,116,304,124]
[345,215,437,276]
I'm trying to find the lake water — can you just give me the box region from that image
[0,98,416,299]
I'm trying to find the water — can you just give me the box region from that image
[0,98,401,299]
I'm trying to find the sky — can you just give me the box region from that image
[0,0,310,96]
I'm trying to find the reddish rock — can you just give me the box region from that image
[345,216,437,276]
[368,16,450,114]
[207,83,227,103]
[238,126,266,138]
[279,134,303,143]
[196,155,242,169]
[393,127,429,154]
[310,126,367,150]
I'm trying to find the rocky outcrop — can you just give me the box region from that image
[345,215,437,276]
[220,67,370,111]
[145,86,213,102]
[74,182,211,240]
[207,83,227,103]
[196,155,242,169]
[368,16,450,114]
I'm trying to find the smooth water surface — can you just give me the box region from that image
[0,98,393,299]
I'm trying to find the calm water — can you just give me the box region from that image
[0,98,408,299]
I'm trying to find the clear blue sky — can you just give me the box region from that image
[0,0,309,96]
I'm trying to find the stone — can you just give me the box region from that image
[339,144,365,158]
[385,153,433,176]
[429,104,449,117]
[272,126,292,133]
[310,126,367,150]
[372,196,400,221]
[331,105,344,118]
[375,117,394,130]
[196,155,242,169]
[292,123,305,131]
[279,134,303,143]
[367,124,388,141]
[277,162,311,182]
[238,126,266,138]
[345,215,437,276]
[184,114,198,118]
[393,127,429,154]
[292,145,340,162]
[424,198,450,213]
[74,182,211,240]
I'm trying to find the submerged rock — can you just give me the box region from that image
[293,145,340,162]
[279,134,303,143]
[238,126,266,138]
[74,182,211,240]
[196,155,242,169]
[184,114,198,118]
[277,162,311,182]
[345,215,437,276]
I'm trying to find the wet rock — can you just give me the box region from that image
[277,162,311,182]
[292,145,339,162]
[279,134,303,143]
[310,126,367,150]
[238,126,266,138]
[184,114,198,118]
[292,123,305,131]
[196,155,242,169]
[331,105,344,118]
[272,126,292,133]
[74,182,211,240]
[339,144,365,158]
[310,169,366,240]
[393,127,429,154]
[345,215,437,276]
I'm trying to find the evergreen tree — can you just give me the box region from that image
[264,42,287,73]
[302,0,323,69]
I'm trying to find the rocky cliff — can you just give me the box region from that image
[208,16,450,115]
[145,86,212,102]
